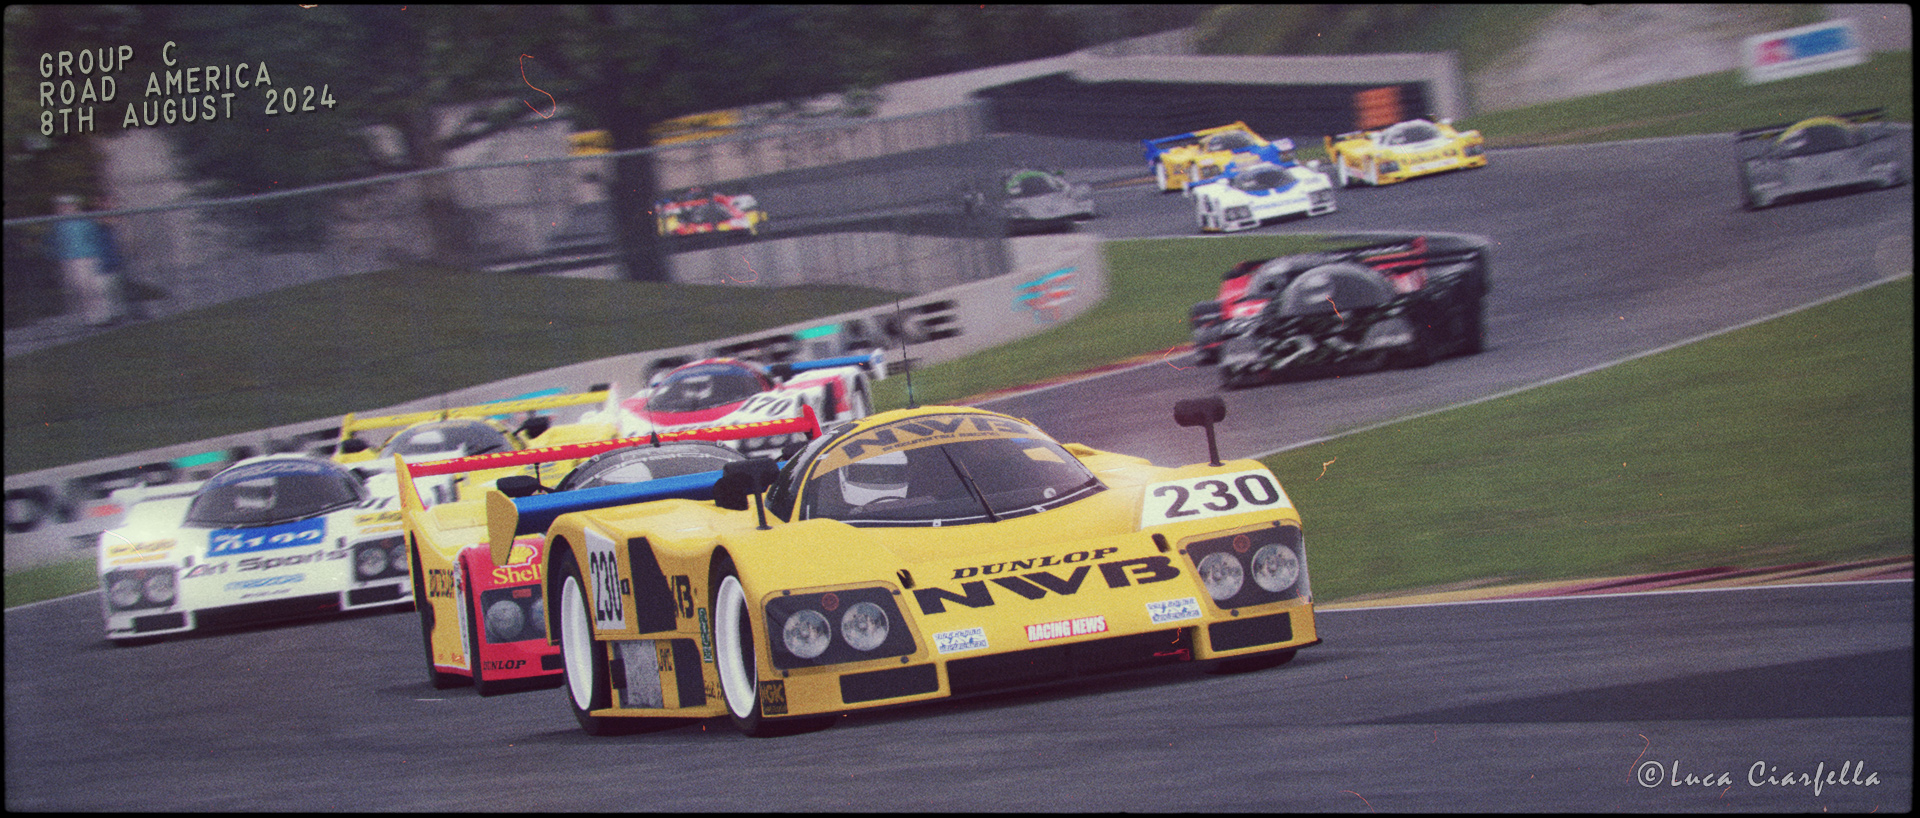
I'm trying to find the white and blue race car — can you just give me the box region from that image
[98,455,412,643]
[1190,157,1337,233]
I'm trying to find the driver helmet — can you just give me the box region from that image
[839,450,909,506]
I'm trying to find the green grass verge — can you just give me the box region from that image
[4,558,95,609]
[11,277,1908,610]
[5,269,903,474]
[1264,276,1913,602]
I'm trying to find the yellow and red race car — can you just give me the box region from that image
[487,399,1318,735]
[334,389,619,491]
[397,412,821,695]
[1143,122,1294,193]
[1324,118,1486,187]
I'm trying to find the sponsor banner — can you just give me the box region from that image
[1146,597,1202,624]
[932,626,989,654]
[1744,19,1865,84]
[1026,614,1107,643]
[208,516,328,558]
[105,538,173,565]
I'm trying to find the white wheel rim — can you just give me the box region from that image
[560,575,594,711]
[714,575,757,720]
[852,387,871,418]
[1155,163,1167,190]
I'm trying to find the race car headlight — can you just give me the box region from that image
[782,609,832,659]
[1465,144,1483,156]
[109,576,145,609]
[1378,161,1400,174]
[485,598,528,642]
[144,571,178,605]
[1183,525,1308,608]
[1251,543,1301,593]
[840,601,890,651]
[1224,206,1252,221]
[105,567,179,611]
[355,547,389,578]
[765,586,915,669]
[1197,552,1245,601]
[352,536,408,581]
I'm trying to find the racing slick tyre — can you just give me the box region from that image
[1194,345,1220,366]
[462,562,500,697]
[712,555,832,737]
[1335,157,1353,188]
[413,545,466,690]
[1207,648,1297,675]
[556,550,629,735]
[1155,162,1171,193]
[848,383,873,420]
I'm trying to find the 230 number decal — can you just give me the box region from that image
[1141,471,1287,526]
[585,529,625,630]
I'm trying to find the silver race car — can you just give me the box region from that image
[1736,109,1908,210]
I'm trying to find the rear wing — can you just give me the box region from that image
[338,388,612,451]
[1143,121,1255,162]
[772,349,887,381]
[387,407,818,567]
[1735,108,1885,143]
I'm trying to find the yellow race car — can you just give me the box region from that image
[335,389,619,503]
[398,411,822,696]
[487,398,1319,735]
[1324,118,1487,187]
[1143,122,1294,193]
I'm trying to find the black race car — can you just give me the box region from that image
[1200,235,1490,390]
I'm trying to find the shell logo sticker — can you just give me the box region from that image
[492,537,543,584]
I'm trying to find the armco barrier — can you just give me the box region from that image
[3,233,1106,573]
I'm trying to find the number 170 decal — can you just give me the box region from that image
[1139,470,1290,526]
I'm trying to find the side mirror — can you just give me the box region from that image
[769,363,795,380]
[496,475,544,498]
[518,415,552,439]
[1174,396,1227,467]
[717,458,781,528]
[339,438,369,454]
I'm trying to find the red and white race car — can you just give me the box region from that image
[587,352,884,457]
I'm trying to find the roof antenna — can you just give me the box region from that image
[895,300,916,409]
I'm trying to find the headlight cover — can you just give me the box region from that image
[352,536,408,581]
[104,567,180,611]
[1224,206,1252,221]
[765,586,915,669]
[1183,524,1308,608]
[479,585,547,644]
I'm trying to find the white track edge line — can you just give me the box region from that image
[1319,576,1913,612]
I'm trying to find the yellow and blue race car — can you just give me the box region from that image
[335,389,619,502]
[397,411,821,696]
[1325,118,1486,187]
[486,399,1318,735]
[1144,122,1293,193]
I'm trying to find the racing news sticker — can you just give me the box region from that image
[1026,615,1106,643]
[1146,597,1202,624]
[932,626,989,654]
[1139,470,1288,527]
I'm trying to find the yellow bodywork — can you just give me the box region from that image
[495,405,1319,724]
[335,391,615,467]
[1147,122,1275,192]
[1325,119,1487,186]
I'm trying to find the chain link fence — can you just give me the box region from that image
[5,101,1011,355]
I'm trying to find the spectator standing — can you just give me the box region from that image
[50,193,125,326]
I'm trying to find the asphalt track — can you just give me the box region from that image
[5,134,1913,811]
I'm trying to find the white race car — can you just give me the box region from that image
[1191,160,1337,233]
[98,455,411,643]
[586,352,884,457]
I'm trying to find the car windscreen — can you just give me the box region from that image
[1206,131,1256,152]
[1385,123,1438,145]
[1007,172,1064,197]
[1774,124,1856,158]
[381,419,514,458]
[646,363,766,413]
[186,459,365,527]
[555,442,745,491]
[1231,165,1293,191]
[801,414,1102,527]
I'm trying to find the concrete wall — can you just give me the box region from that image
[3,233,1106,571]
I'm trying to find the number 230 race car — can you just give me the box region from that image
[485,399,1318,735]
